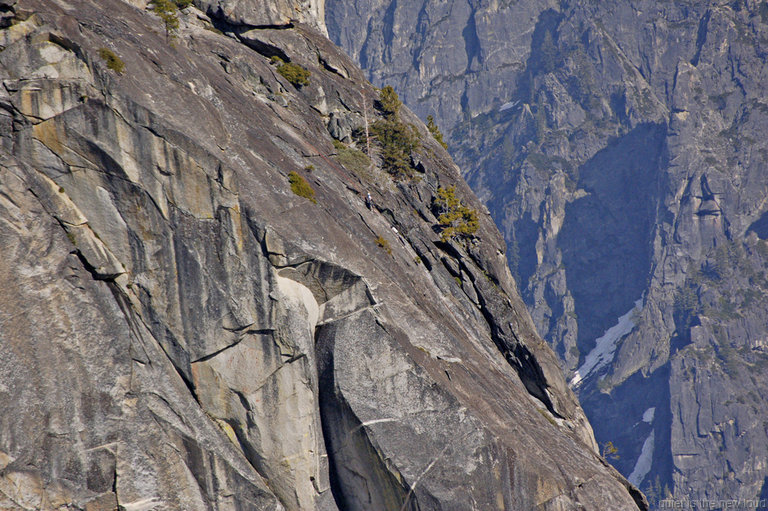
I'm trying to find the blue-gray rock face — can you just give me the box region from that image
[0,0,644,509]
[327,0,768,504]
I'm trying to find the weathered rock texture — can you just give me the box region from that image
[0,0,644,509]
[327,0,768,504]
[199,0,326,35]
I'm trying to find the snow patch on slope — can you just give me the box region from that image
[628,431,655,487]
[642,407,655,423]
[499,100,519,112]
[569,298,642,387]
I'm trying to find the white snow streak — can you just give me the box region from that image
[642,407,656,423]
[499,101,519,112]
[628,431,655,487]
[569,298,642,387]
[347,418,398,435]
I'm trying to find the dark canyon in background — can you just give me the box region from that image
[327,0,768,504]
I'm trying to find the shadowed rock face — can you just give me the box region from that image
[326,0,768,503]
[0,0,644,509]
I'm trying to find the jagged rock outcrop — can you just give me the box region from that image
[327,0,768,504]
[198,0,326,35]
[0,0,644,509]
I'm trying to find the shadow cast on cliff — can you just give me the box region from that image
[558,122,667,349]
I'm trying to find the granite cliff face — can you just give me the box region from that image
[327,0,768,504]
[0,0,644,509]
[198,0,326,35]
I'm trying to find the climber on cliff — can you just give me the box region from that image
[365,191,373,210]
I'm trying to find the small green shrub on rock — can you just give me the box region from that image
[98,48,125,74]
[371,119,419,178]
[272,57,310,87]
[370,87,420,179]
[332,140,371,177]
[601,441,620,460]
[427,115,448,149]
[150,0,180,39]
[376,235,392,254]
[433,185,478,242]
[288,171,316,203]
[377,85,402,117]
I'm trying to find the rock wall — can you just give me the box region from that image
[197,0,326,35]
[0,0,643,509]
[326,0,768,504]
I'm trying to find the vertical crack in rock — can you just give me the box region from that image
[315,317,418,511]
